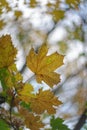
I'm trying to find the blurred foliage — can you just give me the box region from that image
[66,0,80,8]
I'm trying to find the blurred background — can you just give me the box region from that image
[0,0,87,129]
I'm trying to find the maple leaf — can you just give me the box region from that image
[5,64,23,88]
[18,83,35,103]
[50,116,70,130]
[25,113,44,130]
[30,89,62,114]
[0,35,17,68]
[19,108,44,130]
[27,44,64,87]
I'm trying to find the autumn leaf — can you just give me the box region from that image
[27,44,64,87]
[30,89,62,114]
[51,10,64,22]
[18,83,35,103]
[66,0,80,8]
[25,113,44,130]
[0,0,11,12]
[5,64,23,88]
[29,0,37,8]
[0,35,17,68]
[46,1,59,8]
[14,10,22,19]
[19,108,44,130]
[0,20,5,29]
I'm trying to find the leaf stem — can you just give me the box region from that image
[9,95,18,130]
[9,96,14,122]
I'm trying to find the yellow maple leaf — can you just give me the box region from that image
[0,35,17,68]
[5,64,23,88]
[19,108,44,130]
[25,113,44,130]
[27,44,64,87]
[30,89,62,114]
[18,83,35,103]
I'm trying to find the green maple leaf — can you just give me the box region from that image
[50,116,70,130]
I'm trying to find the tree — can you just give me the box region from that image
[0,35,70,130]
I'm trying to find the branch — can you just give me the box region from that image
[9,96,14,123]
[52,64,87,94]
[9,95,17,130]
[73,109,87,130]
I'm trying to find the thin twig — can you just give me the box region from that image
[9,96,14,122]
[9,95,18,130]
